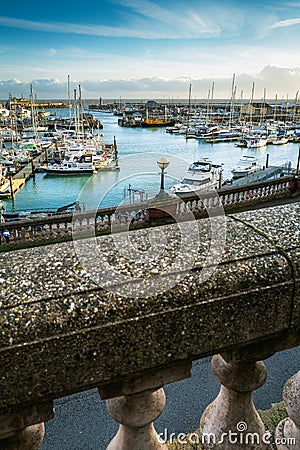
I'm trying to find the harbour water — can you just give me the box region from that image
[4,110,300,213]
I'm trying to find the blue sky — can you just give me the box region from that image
[0,0,300,99]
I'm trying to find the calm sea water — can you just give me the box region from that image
[4,111,300,213]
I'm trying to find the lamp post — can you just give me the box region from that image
[146,157,175,221]
[156,157,170,199]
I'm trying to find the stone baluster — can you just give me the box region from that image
[190,199,197,213]
[40,224,47,240]
[85,216,90,233]
[227,192,233,204]
[175,202,182,217]
[94,216,100,233]
[98,215,106,231]
[199,353,272,450]
[0,424,44,450]
[0,402,53,450]
[211,195,217,208]
[196,198,203,213]
[140,208,146,221]
[101,215,106,231]
[192,198,200,214]
[100,362,191,450]
[246,190,251,202]
[106,388,166,450]
[186,200,192,214]
[48,223,54,239]
[275,370,300,449]
[270,184,275,197]
[56,222,61,239]
[176,202,182,215]
[64,220,70,237]
[9,228,16,245]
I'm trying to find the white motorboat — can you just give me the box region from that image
[170,159,223,197]
[272,136,289,145]
[43,154,96,175]
[245,135,267,148]
[231,155,261,179]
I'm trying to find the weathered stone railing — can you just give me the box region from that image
[0,175,296,251]
[0,200,299,449]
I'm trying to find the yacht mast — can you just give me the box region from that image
[67,74,71,119]
[249,82,255,128]
[186,83,192,139]
[30,84,37,137]
[78,84,85,141]
[293,90,299,124]
[273,94,278,122]
[210,81,215,122]
[239,90,244,124]
[229,73,236,128]
[206,88,210,125]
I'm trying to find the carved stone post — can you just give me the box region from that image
[99,362,192,450]
[0,423,45,450]
[0,402,53,450]
[106,388,166,450]
[199,354,272,449]
[275,370,300,449]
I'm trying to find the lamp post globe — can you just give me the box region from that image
[157,157,170,171]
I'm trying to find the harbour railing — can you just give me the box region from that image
[0,175,296,251]
[0,198,299,449]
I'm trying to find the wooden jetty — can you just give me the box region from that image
[0,151,47,199]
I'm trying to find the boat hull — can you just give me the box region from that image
[170,180,219,197]
[43,168,94,175]
[141,120,175,127]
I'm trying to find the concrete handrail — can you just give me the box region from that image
[0,201,299,448]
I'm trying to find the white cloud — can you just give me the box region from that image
[1,66,300,100]
[0,1,246,41]
[0,14,221,39]
[269,17,300,29]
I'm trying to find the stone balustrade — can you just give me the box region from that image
[0,175,295,251]
[0,199,299,449]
